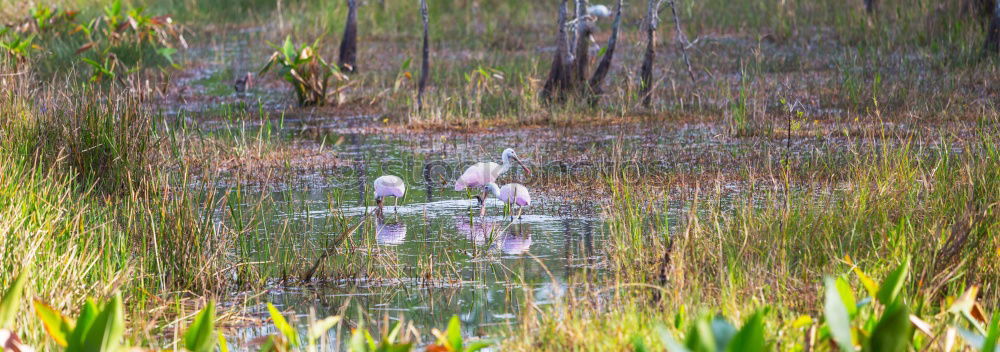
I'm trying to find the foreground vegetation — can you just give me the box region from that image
[1,0,999,350]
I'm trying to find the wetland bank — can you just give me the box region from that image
[2,0,999,350]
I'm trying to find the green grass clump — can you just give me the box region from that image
[0,70,251,346]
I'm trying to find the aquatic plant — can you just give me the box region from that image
[0,271,494,351]
[260,35,348,106]
[427,316,492,352]
[0,28,35,58]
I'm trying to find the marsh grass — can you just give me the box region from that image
[503,126,1000,350]
[0,68,271,345]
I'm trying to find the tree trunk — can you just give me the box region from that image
[864,0,876,13]
[573,0,591,87]
[417,0,430,111]
[338,0,358,73]
[639,0,660,107]
[587,0,622,104]
[542,0,571,102]
[986,0,1000,54]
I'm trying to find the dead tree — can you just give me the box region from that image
[417,0,430,111]
[987,0,1000,54]
[573,0,592,86]
[337,0,358,73]
[639,0,663,107]
[587,0,623,104]
[542,0,623,104]
[541,0,572,101]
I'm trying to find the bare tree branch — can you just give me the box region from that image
[668,0,696,81]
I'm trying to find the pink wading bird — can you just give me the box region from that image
[483,182,531,220]
[373,175,405,217]
[454,148,531,215]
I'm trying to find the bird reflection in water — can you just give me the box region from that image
[454,216,532,254]
[454,216,503,246]
[498,223,532,255]
[375,218,407,245]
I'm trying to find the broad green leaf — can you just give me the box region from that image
[258,335,280,352]
[384,343,414,352]
[307,316,341,342]
[157,47,177,66]
[348,328,367,352]
[824,277,854,352]
[655,324,692,352]
[957,327,985,350]
[81,57,102,69]
[184,301,216,352]
[686,316,717,352]
[863,303,911,352]
[465,340,493,352]
[710,315,737,351]
[727,310,766,352]
[68,299,99,349]
[851,264,879,298]
[445,315,462,351]
[218,331,229,352]
[364,329,376,351]
[281,36,295,60]
[791,315,813,329]
[877,258,909,306]
[33,299,73,347]
[385,321,403,344]
[632,335,650,352]
[0,270,28,328]
[836,277,858,317]
[983,313,1000,352]
[77,292,124,352]
[267,303,298,347]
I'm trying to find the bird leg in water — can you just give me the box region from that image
[479,190,488,216]
[517,206,524,220]
[393,197,399,213]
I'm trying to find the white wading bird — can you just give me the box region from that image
[373,175,405,217]
[483,182,531,220]
[454,148,531,215]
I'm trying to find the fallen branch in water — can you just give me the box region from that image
[301,215,368,282]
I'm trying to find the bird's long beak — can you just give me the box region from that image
[514,156,531,176]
